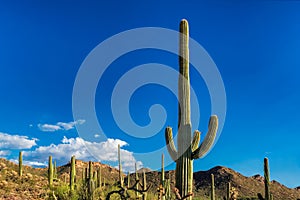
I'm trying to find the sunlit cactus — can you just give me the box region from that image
[141,170,148,200]
[161,154,165,200]
[70,155,76,191]
[97,168,102,188]
[53,160,57,179]
[118,144,124,187]
[18,151,22,177]
[211,174,215,200]
[48,155,53,187]
[258,157,272,200]
[164,19,218,199]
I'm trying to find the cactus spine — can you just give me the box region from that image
[70,155,76,191]
[211,174,215,200]
[18,151,22,177]
[118,144,124,187]
[165,19,218,199]
[48,155,53,187]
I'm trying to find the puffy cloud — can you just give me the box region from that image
[38,124,61,132]
[23,136,142,172]
[0,150,10,156]
[10,159,47,167]
[0,132,37,149]
[38,119,86,132]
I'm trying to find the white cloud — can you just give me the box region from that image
[10,159,47,167]
[38,119,86,132]
[0,150,10,156]
[94,134,100,138]
[23,136,142,172]
[0,132,37,149]
[38,124,61,132]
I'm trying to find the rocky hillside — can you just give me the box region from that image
[0,157,299,199]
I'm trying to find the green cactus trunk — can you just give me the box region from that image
[127,171,130,188]
[264,158,270,200]
[226,182,231,200]
[211,174,215,200]
[142,171,147,200]
[97,168,102,188]
[135,163,139,198]
[88,161,94,200]
[118,144,124,187]
[53,160,57,179]
[70,155,76,191]
[161,154,165,200]
[18,151,22,177]
[48,155,53,187]
[165,178,171,200]
[165,19,218,200]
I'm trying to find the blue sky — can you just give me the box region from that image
[0,1,299,188]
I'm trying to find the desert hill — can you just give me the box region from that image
[0,157,299,199]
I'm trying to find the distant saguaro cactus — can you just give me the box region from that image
[165,19,218,200]
[48,155,53,187]
[141,170,148,200]
[211,174,215,200]
[161,154,165,200]
[118,144,124,187]
[97,168,102,188]
[53,160,57,179]
[70,155,76,191]
[18,151,22,177]
[258,158,272,200]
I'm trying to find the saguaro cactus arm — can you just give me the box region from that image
[192,115,218,159]
[165,127,178,161]
[191,131,200,152]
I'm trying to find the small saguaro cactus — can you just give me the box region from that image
[165,173,171,200]
[118,144,124,187]
[70,155,76,191]
[165,19,218,199]
[127,171,130,188]
[18,151,22,177]
[141,170,148,200]
[258,158,272,200]
[97,168,102,188]
[48,155,53,187]
[211,174,215,200]
[226,182,231,200]
[161,154,165,200]
[88,161,95,200]
[53,160,57,179]
[135,162,140,198]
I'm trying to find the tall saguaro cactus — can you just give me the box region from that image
[118,144,124,187]
[165,19,218,199]
[48,155,53,187]
[19,151,22,177]
[211,174,215,200]
[70,155,76,191]
[161,154,165,200]
[258,157,272,200]
[264,158,270,200]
